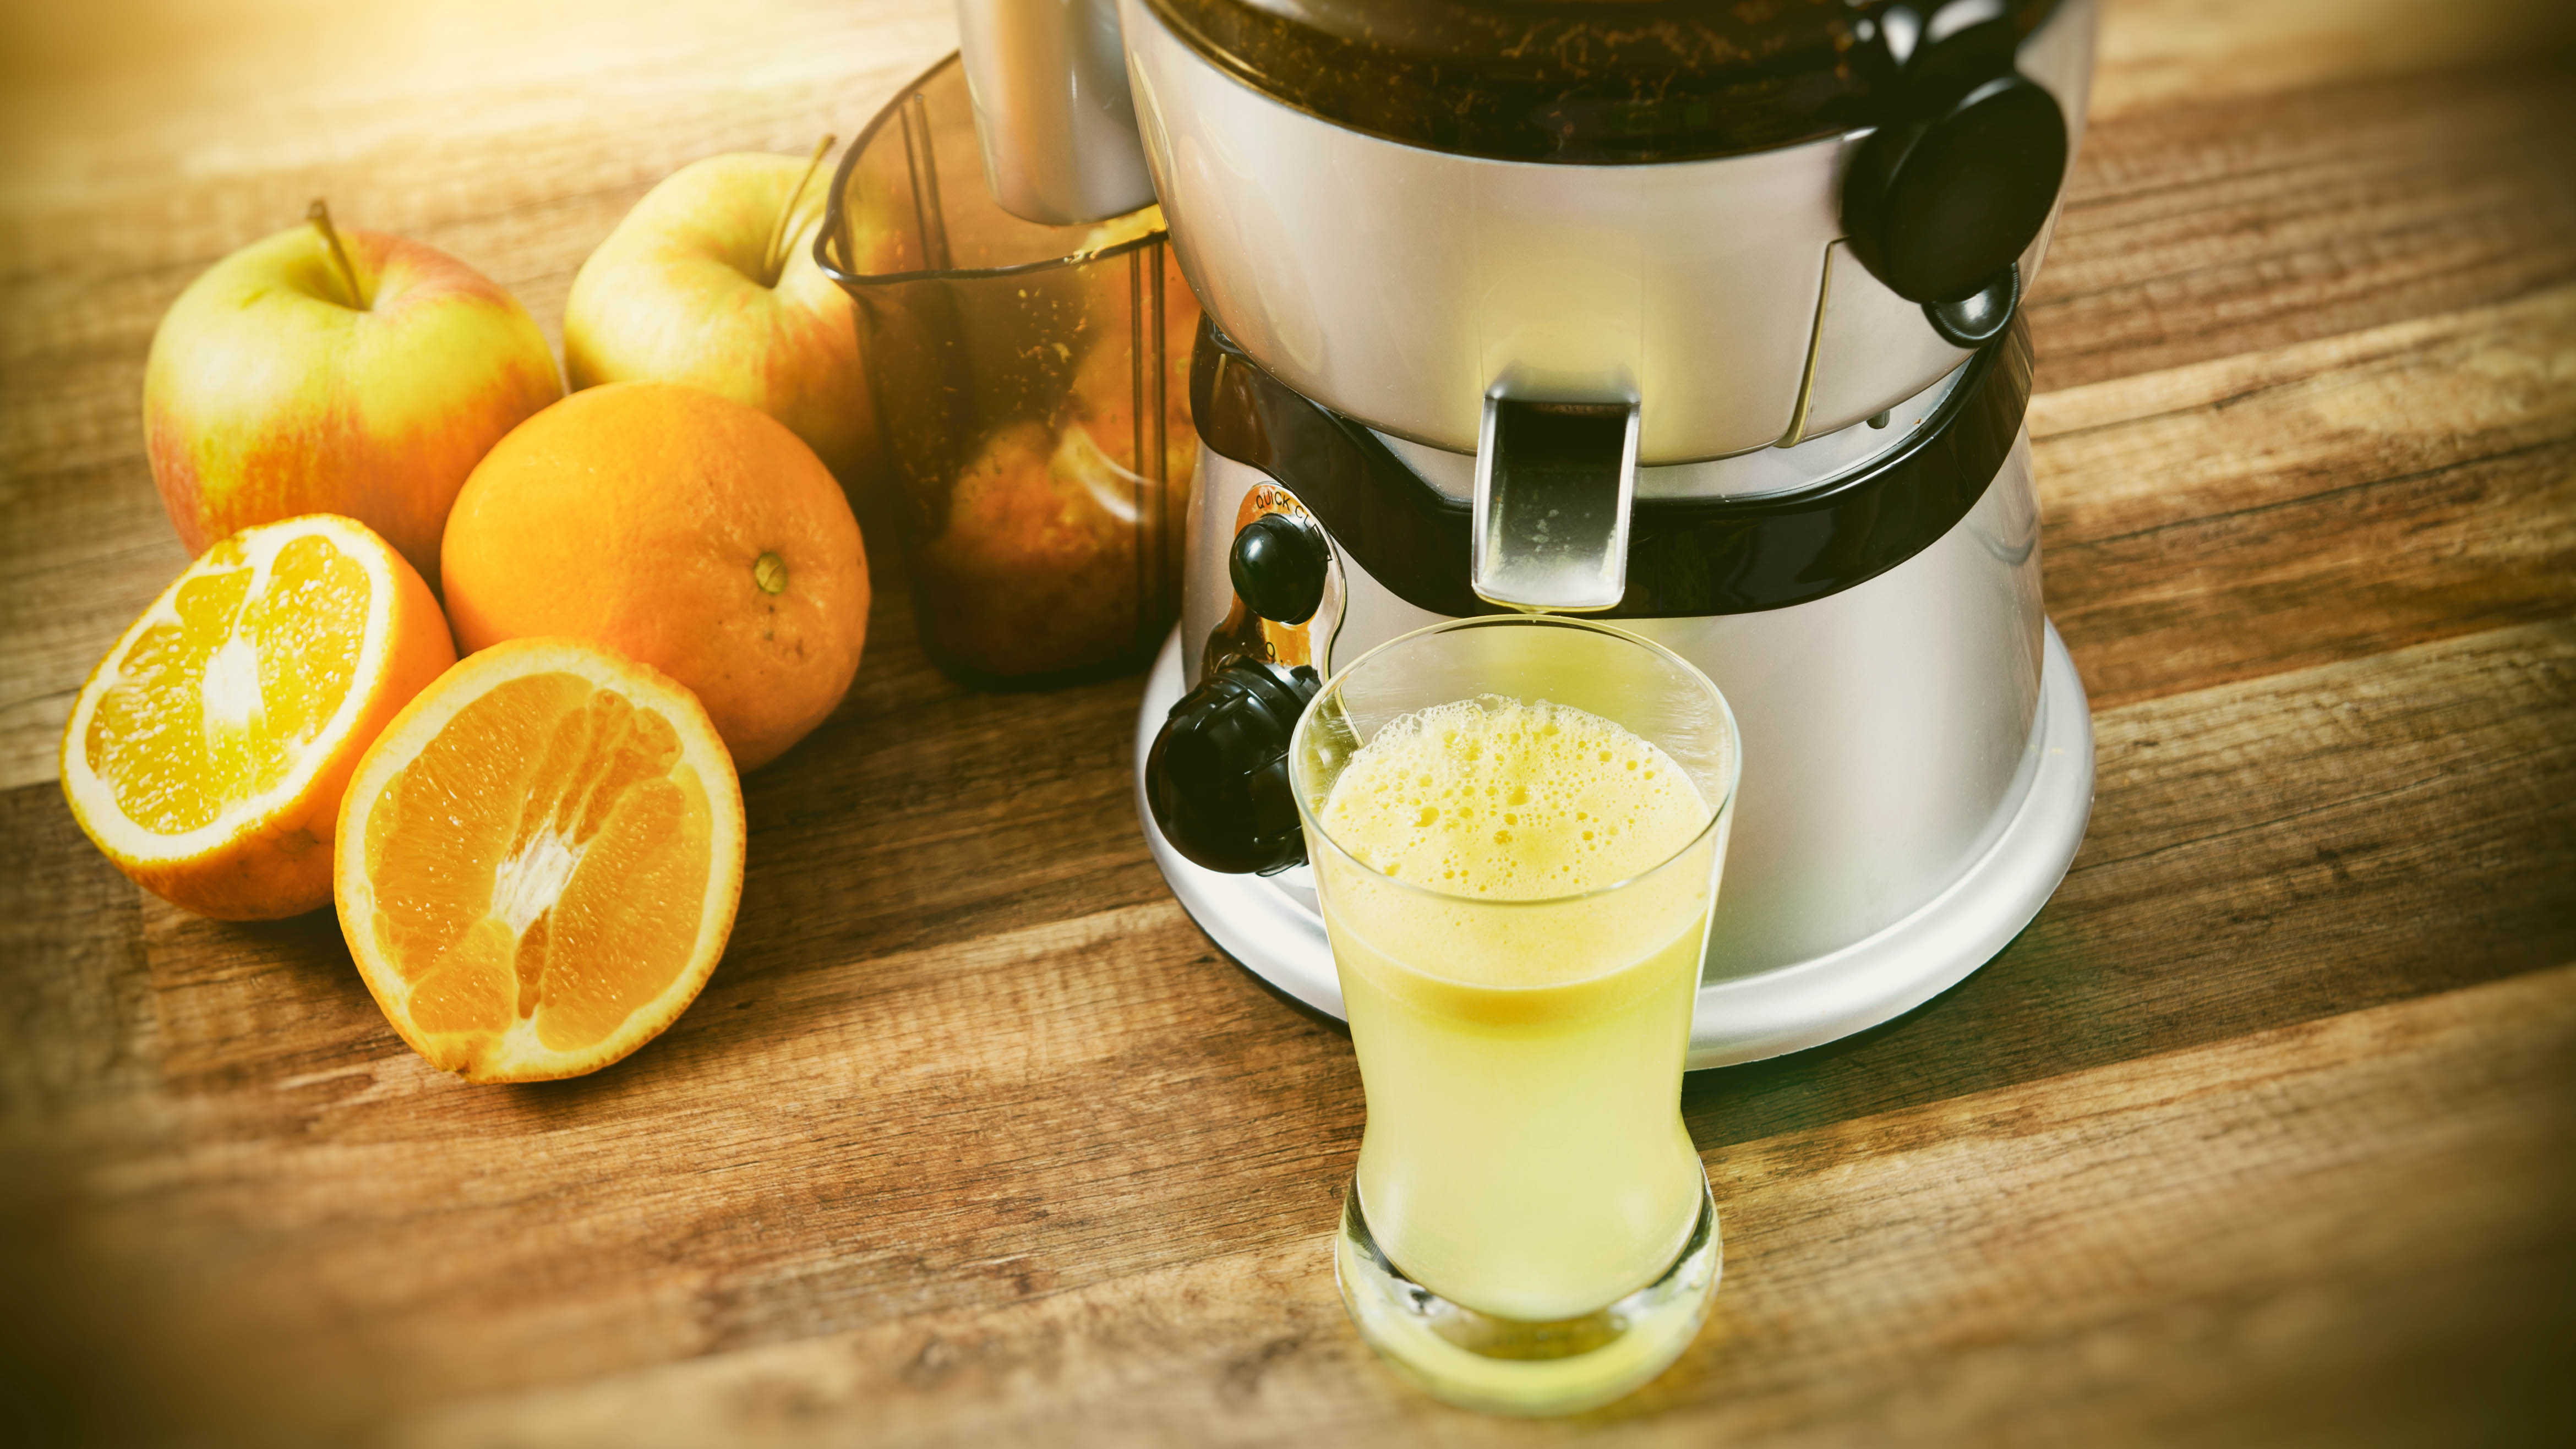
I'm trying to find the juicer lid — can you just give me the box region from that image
[1139,0,2064,163]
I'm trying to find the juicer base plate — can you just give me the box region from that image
[1133,621,2097,1070]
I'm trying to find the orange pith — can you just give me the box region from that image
[60,513,454,920]
[336,639,744,1082]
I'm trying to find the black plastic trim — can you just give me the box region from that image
[1189,313,2033,619]
[1925,262,2023,348]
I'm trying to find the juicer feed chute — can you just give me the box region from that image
[953,0,1156,226]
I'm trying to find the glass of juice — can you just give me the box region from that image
[1289,614,1739,1415]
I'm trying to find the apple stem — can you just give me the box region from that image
[761,134,838,288]
[306,199,370,310]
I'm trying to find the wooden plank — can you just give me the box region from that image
[380,964,2576,1448]
[0,463,190,797]
[726,579,1179,987]
[2090,0,2576,120]
[6,894,1362,1442]
[2033,287,2576,710]
[12,583,1193,1108]
[13,524,1192,1064]
[2029,61,2576,392]
[7,2,2575,1442]
[0,777,156,1119]
[1689,620,2576,1149]
[7,619,2568,1440]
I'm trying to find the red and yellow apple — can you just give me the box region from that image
[561,152,878,488]
[143,213,563,586]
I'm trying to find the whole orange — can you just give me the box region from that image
[440,382,869,771]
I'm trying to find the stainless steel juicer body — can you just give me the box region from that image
[1105,0,2100,1060]
[1141,330,2097,1061]
[1175,398,2059,987]
[1137,437,2097,1064]
[1121,0,2096,462]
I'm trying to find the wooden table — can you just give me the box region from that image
[5,1,2573,1442]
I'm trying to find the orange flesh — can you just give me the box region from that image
[363,671,714,1052]
[86,534,367,834]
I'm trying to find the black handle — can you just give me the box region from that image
[1841,9,2067,314]
[1144,659,1322,876]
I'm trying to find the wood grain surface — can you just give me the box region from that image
[4,1,2573,1444]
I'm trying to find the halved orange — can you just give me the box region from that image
[333,638,745,1081]
[60,514,455,919]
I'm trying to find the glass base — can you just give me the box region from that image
[1333,1170,1722,1416]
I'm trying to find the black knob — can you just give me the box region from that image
[1842,14,2068,310]
[1228,511,1330,626]
[1144,660,1322,875]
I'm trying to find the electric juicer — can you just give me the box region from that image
[937,0,2100,1067]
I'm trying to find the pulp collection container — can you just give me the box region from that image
[817,55,1200,688]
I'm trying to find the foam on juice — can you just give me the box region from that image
[1319,697,1711,902]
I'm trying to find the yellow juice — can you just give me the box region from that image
[1314,697,1722,1322]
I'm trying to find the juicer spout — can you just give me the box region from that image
[1471,396,1641,613]
[952,0,1158,226]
